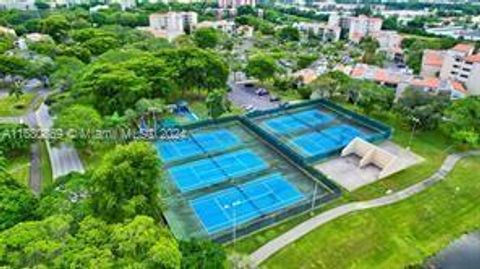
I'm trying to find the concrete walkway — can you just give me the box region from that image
[250,151,480,266]
[28,143,41,194]
[35,104,85,180]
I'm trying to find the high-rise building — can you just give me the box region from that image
[346,15,383,43]
[327,14,383,43]
[218,0,255,9]
[148,12,198,40]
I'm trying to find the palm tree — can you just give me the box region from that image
[9,80,24,100]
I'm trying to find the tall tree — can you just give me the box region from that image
[193,27,220,49]
[395,87,449,130]
[40,14,70,42]
[245,54,278,82]
[0,215,182,268]
[8,80,24,100]
[277,26,300,42]
[180,239,226,269]
[54,105,103,147]
[158,47,228,95]
[90,142,162,222]
[0,173,37,231]
[78,65,151,115]
[206,89,230,119]
[441,97,480,146]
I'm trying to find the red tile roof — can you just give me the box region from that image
[423,50,444,67]
[351,66,366,77]
[451,43,474,54]
[465,53,480,63]
[411,77,440,89]
[451,80,467,93]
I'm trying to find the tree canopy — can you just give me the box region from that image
[0,173,37,231]
[90,142,162,222]
[245,54,278,82]
[441,97,480,146]
[193,27,220,49]
[0,214,181,269]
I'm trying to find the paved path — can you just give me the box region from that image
[28,143,41,194]
[250,151,480,266]
[35,104,85,179]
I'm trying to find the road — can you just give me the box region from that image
[250,151,480,266]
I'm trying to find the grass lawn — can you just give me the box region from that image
[6,152,30,186]
[190,101,209,120]
[39,141,53,189]
[263,156,480,269]
[0,93,36,117]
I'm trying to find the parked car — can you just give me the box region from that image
[256,88,268,96]
[244,105,255,111]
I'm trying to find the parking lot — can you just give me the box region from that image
[227,82,280,111]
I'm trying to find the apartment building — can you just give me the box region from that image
[293,22,341,42]
[328,14,383,43]
[371,30,403,61]
[351,63,467,99]
[0,0,35,10]
[347,15,383,43]
[147,12,198,41]
[421,43,480,95]
[218,0,255,9]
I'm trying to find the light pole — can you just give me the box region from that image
[224,200,241,252]
[310,181,318,216]
[407,116,420,151]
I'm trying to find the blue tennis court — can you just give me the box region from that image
[262,109,333,134]
[168,149,268,193]
[290,124,364,157]
[323,124,365,146]
[190,173,304,234]
[156,129,240,162]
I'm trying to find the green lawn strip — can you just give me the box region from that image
[39,141,53,189]
[263,157,480,269]
[0,93,36,117]
[6,151,30,186]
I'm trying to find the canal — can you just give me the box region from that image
[426,231,480,269]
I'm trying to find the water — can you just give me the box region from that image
[426,231,480,269]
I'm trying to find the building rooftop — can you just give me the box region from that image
[465,53,480,63]
[423,50,444,67]
[410,77,440,89]
[451,43,475,54]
